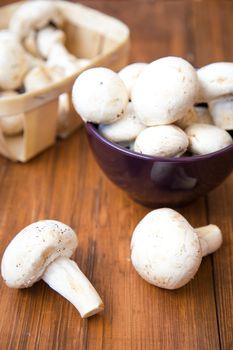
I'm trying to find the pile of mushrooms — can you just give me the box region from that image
[0,0,90,137]
[1,220,104,318]
[131,208,222,289]
[72,57,233,157]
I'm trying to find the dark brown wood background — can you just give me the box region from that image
[0,0,232,349]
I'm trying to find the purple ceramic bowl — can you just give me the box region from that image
[85,123,233,207]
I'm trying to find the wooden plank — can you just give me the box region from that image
[207,175,233,350]
[0,131,220,349]
[193,1,233,347]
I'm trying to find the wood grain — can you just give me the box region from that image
[0,1,232,349]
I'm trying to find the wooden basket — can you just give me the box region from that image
[0,1,130,162]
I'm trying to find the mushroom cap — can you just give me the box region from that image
[24,66,53,92]
[37,26,66,58]
[197,62,233,102]
[209,96,233,130]
[131,56,198,126]
[47,44,80,76]
[0,31,28,90]
[131,208,202,289]
[9,1,63,40]
[175,108,199,129]
[99,102,146,142]
[118,63,147,99]
[134,125,189,157]
[1,220,77,288]
[185,123,233,155]
[176,106,213,129]
[72,67,129,124]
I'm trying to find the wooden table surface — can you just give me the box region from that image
[0,0,232,349]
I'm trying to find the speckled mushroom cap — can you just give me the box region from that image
[131,208,202,290]
[9,0,63,40]
[197,62,233,102]
[72,67,129,124]
[131,56,198,126]
[1,220,77,289]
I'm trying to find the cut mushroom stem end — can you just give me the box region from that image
[195,224,223,257]
[42,256,104,318]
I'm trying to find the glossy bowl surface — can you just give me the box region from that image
[85,123,233,207]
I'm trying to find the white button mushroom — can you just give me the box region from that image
[209,96,233,130]
[134,125,189,157]
[99,102,146,143]
[118,63,148,99]
[47,39,90,76]
[1,220,104,318]
[197,62,233,102]
[72,67,129,124]
[185,123,232,155]
[131,56,198,126]
[0,92,24,136]
[23,30,39,57]
[9,1,63,40]
[36,25,66,59]
[0,31,28,90]
[175,106,213,129]
[24,66,53,92]
[131,208,222,289]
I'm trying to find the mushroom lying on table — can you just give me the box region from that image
[131,208,222,289]
[1,220,104,318]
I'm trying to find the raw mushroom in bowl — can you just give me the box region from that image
[131,208,222,289]
[185,123,233,155]
[72,67,129,124]
[175,106,213,129]
[131,56,199,126]
[118,62,148,99]
[134,125,189,157]
[1,220,104,318]
[209,96,233,130]
[99,102,146,143]
[197,62,233,102]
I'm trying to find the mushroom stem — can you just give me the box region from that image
[42,256,104,318]
[195,224,222,257]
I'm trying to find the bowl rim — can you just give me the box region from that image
[85,122,233,163]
